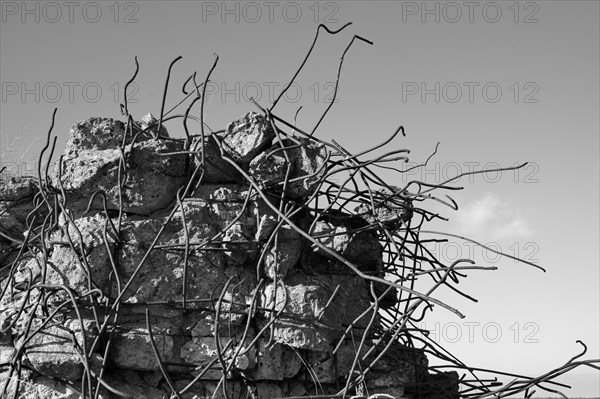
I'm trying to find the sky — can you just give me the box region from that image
[1,0,599,397]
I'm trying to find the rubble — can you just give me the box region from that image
[258,273,343,352]
[190,135,244,183]
[108,318,181,371]
[249,138,328,198]
[22,318,97,382]
[54,117,187,215]
[0,111,451,399]
[222,112,275,163]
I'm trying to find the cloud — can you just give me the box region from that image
[454,193,534,241]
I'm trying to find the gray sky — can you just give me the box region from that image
[1,1,598,396]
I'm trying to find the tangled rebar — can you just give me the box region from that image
[1,22,598,399]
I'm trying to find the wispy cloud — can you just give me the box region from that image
[454,193,534,241]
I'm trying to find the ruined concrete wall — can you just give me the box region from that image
[0,113,458,398]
